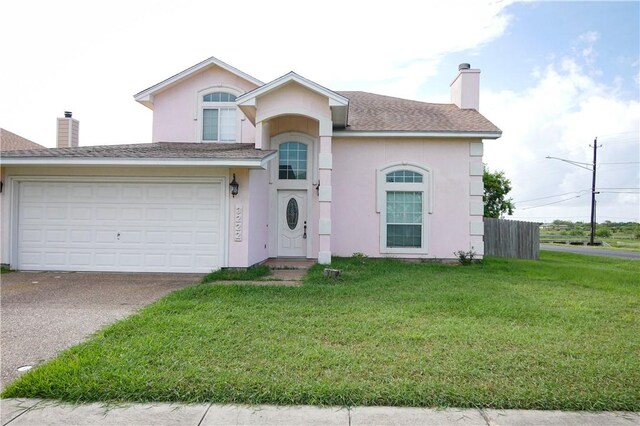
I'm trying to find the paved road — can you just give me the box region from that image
[541,244,640,259]
[0,271,202,391]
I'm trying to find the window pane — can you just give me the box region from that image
[203,92,237,102]
[202,109,218,141]
[387,191,422,224]
[386,170,423,183]
[386,191,422,248]
[219,108,236,141]
[387,224,422,247]
[278,142,307,180]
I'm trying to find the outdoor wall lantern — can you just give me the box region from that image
[315,181,320,196]
[230,174,239,197]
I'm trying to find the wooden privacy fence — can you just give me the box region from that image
[484,218,540,260]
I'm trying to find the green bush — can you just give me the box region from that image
[596,228,612,238]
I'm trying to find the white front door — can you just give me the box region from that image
[277,190,307,257]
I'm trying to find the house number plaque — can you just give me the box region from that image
[234,205,243,242]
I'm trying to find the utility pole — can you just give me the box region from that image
[546,138,602,245]
[589,139,600,245]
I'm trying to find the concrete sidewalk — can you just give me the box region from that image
[2,399,638,425]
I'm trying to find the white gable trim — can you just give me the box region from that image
[236,72,349,107]
[134,57,264,109]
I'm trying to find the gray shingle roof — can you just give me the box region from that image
[0,142,275,159]
[0,128,45,151]
[337,91,501,133]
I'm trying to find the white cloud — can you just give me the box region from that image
[578,31,600,44]
[0,0,516,147]
[483,58,640,223]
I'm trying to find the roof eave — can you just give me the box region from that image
[0,153,277,169]
[331,130,502,139]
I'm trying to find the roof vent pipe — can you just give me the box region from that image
[458,63,471,71]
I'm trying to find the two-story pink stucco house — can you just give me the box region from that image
[0,57,500,273]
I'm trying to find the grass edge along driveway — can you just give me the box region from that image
[3,252,639,411]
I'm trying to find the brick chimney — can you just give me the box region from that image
[57,111,79,148]
[450,63,480,110]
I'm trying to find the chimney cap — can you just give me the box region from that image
[458,63,471,71]
[64,111,72,118]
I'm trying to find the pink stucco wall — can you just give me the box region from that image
[247,168,269,265]
[227,168,250,267]
[331,138,473,259]
[152,66,259,143]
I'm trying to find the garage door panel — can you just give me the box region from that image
[45,229,67,243]
[70,207,93,220]
[94,185,119,200]
[70,230,92,243]
[146,208,169,221]
[17,181,224,273]
[70,185,94,199]
[69,252,92,266]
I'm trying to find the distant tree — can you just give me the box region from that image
[596,227,612,238]
[483,167,515,218]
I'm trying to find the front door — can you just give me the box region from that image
[277,190,307,257]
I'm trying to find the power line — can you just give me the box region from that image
[520,194,585,210]
[598,162,640,165]
[599,191,640,194]
[596,187,640,190]
[514,190,588,204]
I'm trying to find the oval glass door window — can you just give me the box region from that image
[286,198,299,230]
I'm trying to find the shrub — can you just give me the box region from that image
[454,250,477,266]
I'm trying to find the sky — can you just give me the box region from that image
[1,0,638,223]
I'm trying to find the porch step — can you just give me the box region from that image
[262,258,316,270]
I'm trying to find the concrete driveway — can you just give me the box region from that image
[0,271,202,391]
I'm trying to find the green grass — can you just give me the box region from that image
[201,264,270,283]
[0,266,11,274]
[3,252,639,410]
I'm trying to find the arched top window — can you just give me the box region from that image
[377,163,432,254]
[386,170,423,183]
[203,92,237,102]
[201,92,237,142]
[279,142,308,180]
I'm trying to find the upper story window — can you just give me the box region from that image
[279,142,308,180]
[202,91,236,142]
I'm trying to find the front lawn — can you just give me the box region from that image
[3,252,639,410]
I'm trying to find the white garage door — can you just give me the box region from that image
[16,180,224,273]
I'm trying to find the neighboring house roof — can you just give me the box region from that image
[0,128,45,151]
[334,91,501,137]
[134,56,264,109]
[0,142,276,168]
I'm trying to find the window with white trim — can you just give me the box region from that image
[378,164,431,253]
[278,142,308,180]
[202,92,236,142]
